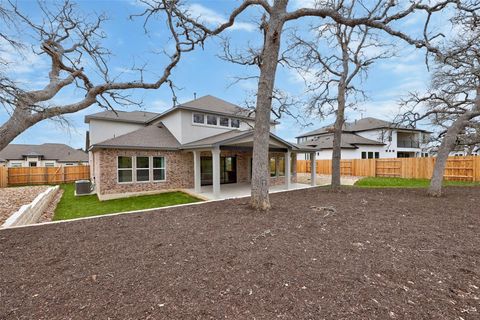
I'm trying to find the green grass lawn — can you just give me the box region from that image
[53,184,202,221]
[354,177,480,188]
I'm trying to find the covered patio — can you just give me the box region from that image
[182,130,319,199]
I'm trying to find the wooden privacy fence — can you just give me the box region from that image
[0,167,8,188]
[1,165,90,187]
[297,156,480,182]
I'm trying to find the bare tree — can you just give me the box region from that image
[285,0,393,190]
[146,0,469,210]
[399,4,480,196]
[0,0,209,151]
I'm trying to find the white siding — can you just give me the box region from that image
[89,119,144,145]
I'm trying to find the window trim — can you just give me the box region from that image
[152,156,167,182]
[191,112,241,129]
[192,113,205,124]
[135,156,151,183]
[117,156,134,184]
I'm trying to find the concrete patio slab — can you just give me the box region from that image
[188,182,313,200]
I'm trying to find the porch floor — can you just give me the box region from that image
[188,182,313,200]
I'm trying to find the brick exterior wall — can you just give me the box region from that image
[93,148,298,198]
[94,148,194,197]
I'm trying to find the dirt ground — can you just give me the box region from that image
[0,187,479,320]
[0,186,49,225]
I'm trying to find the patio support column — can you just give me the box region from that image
[193,150,201,193]
[212,147,221,198]
[285,149,291,190]
[310,152,317,186]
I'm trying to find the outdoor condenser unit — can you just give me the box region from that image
[75,180,91,195]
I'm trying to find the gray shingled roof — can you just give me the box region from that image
[297,117,428,138]
[298,133,384,150]
[182,129,296,149]
[0,144,88,162]
[84,110,159,124]
[181,130,251,148]
[92,125,295,151]
[152,95,279,124]
[92,123,181,150]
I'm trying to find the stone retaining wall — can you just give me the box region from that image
[2,186,59,228]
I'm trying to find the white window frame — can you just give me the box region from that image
[117,156,134,184]
[10,162,22,168]
[192,113,205,124]
[192,112,242,129]
[135,156,151,183]
[219,116,230,127]
[45,162,55,167]
[152,156,167,182]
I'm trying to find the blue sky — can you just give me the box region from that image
[2,0,451,149]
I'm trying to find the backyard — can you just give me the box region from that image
[0,186,478,319]
[53,184,202,220]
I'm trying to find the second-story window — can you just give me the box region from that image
[193,113,205,124]
[219,117,229,127]
[207,115,217,125]
[231,119,240,128]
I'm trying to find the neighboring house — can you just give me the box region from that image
[0,143,88,167]
[86,95,312,200]
[296,117,431,160]
[449,146,480,157]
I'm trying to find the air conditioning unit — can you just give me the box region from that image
[75,180,92,195]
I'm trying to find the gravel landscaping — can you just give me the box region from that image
[0,186,49,225]
[0,187,479,319]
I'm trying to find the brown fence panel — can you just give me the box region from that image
[0,167,8,188]
[293,156,480,182]
[8,165,90,186]
[375,159,401,177]
[340,160,353,176]
[444,157,474,181]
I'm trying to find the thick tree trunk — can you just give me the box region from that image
[0,108,34,151]
[428,87,480,196]
[250,0,287,211]
[331,84,346,190]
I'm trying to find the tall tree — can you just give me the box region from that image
[400,4,480,196]
[0,0,207,151]
[285,0,393,190]
[149,0,465,210]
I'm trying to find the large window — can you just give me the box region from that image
[118,156,133,183]
[118,156,166,183]
[136,157,150,182]
[193,113,205,124]
[207,115,218,125]
[153,157,166,181]
[219,116,229,127]
[270,157,277,177]
[278,156,285,176]
[192,112,241,129]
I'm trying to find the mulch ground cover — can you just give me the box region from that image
[0,187,479,319]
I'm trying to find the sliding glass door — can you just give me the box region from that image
[201,156,237,185]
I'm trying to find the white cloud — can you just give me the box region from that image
[188,4,256,32]
[0,38,48,75]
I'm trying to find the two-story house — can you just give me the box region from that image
[86,95,312,200]
[296,117,431,160]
